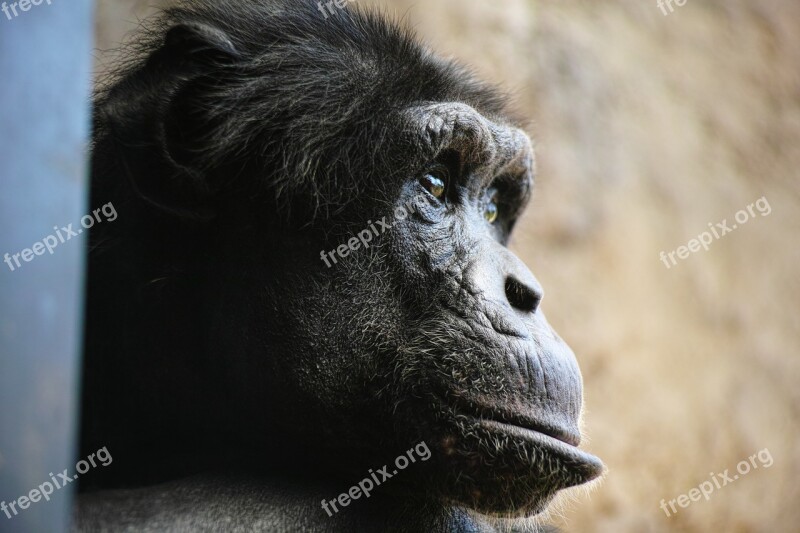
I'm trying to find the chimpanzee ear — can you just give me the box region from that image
[162,22,241,65]
[106,22,243,220]
[158,22,241,176]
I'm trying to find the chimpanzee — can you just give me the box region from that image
[77,1,603,531]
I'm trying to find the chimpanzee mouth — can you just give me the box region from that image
[473,417,604,482]
[447,400,604,482]
[479,409,581,446]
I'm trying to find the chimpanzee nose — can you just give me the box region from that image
[501,247,543,314]
[475,239,544,315]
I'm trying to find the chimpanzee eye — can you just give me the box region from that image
[485,189,499,224]
[420,169,447,200]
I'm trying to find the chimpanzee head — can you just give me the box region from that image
[90,0,602,518]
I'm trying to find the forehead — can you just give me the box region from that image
[405,103,534,174]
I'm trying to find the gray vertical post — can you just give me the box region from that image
[0,0,94,531]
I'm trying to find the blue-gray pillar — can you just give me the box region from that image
[0,0,94,531]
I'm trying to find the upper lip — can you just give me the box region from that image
[452,398,581,447]
[482,410,581,447]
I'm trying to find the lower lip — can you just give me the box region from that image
[476,418,604,480]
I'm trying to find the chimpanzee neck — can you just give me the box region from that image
[75,472,501,532]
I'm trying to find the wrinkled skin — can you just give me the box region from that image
[78,1,602,531]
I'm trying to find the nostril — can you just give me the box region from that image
[505,277,541,314]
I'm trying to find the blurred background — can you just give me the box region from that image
[93,0,800,531]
